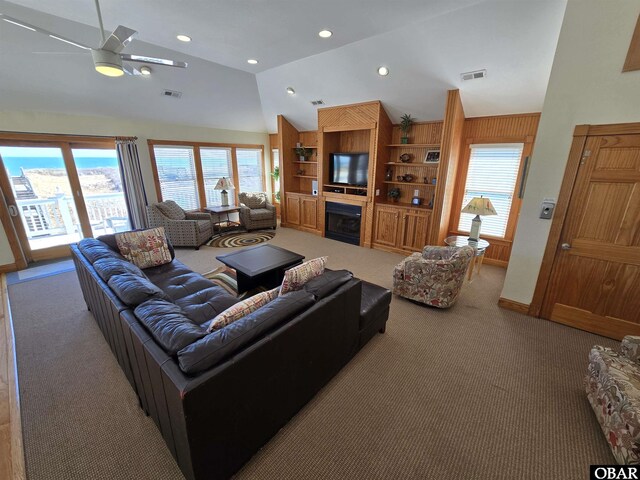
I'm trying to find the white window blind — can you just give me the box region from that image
[236,148,264,193]
[200,147,233,206]
[153,146,199,211]
[458,143,524,238]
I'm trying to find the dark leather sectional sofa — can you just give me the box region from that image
[70,235,391,480]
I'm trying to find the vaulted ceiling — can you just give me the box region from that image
[0,0,567,133]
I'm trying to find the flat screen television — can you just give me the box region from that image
[330,153,369,186]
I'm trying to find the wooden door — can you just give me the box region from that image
[373,206,400,247]
[541,133,640,339]
[285,194,300,226]
[300,197,317,229]
[399,210,431,251]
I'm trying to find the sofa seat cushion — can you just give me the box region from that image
[93,257,144,282]
[107,272,169,307]
[175,286,240,325]
[156,201,186,220]
[153,272,216,301]
[585,345,640,463]
[178,290,315,374]
[248,208,273,221]
[135,299,207,355]
[360,281,392,330]
[303,270,353,300]
[280,257,327,295]
[78,238,123,263]
[208,288,279,332]
[115,227,173,269]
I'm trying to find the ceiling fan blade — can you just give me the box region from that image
[100,25,137,53]
[122,63,142,76]
[0,13,92,50]
[120,53,187,68]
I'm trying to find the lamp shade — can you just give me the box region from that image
[214,177,234,190]
[461,196,497,216]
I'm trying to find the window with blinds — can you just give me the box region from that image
[458,143,524,238]
[152,146,200,211]
[236,148,264,193]
[201,147,233,206]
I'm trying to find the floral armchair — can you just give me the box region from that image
[586,336,640,464]
[392,245,475,308]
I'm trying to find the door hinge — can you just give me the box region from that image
[580,149,591,165]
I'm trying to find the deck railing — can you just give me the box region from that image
[17,192,129,239]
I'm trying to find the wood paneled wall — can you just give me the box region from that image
[277,115,300,225]
[430,90,465,245]
[449,113,541,267]
[390,121,443,145]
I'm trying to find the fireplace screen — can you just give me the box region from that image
[325,202,361,246]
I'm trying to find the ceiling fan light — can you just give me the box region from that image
[92,49,124,77]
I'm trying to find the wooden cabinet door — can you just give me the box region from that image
[285,195,300,225]
[373,206,400,247]
[542,133,640,339]
[399,210,431,251]
[300,197,317,229]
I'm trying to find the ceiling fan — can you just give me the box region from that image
[0,0,188,77]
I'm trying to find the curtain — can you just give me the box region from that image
[116,137,148,229]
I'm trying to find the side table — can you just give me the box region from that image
[204,205,242,234]
[444,235,490,281]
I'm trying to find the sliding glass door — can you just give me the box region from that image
[0,138,130,262]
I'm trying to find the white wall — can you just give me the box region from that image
[502,0,640,304]
[0,110,270,266]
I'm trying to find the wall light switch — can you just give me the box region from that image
[540,199,556,219]
[375,189,380,196]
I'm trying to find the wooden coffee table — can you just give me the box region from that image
[216,244,304,293]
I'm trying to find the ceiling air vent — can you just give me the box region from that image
[310,99,325,106]
[162,89,182,98]
[460,69,487,81]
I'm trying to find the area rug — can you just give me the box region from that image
[205,230,275,248]
[202,266,238,295]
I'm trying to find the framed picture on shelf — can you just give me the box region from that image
[424,150,440,163]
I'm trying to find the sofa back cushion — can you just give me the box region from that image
[93,257,145,282]
[178,290,315,374]
[303,269,353,300]
[99,232,175,260]
[135,299,207,355]
[279,256,327,295]
[108,272,168,307]
[207,287,279,332]
[78,238,124,263]
[156,200,186,220]
[239,192,267,209]
[115,227,173,269]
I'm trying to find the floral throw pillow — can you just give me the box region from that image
[115,227,172,269]
[279,257,327,295]
[207,287,279,332]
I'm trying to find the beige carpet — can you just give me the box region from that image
[9,227,617,480]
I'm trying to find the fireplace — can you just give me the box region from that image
[325,202,361,245]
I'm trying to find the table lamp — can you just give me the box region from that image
[214,177,234,206]
[461,195,497,241]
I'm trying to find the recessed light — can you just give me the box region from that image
[140,66,152,76]
[286,87,296,95]
[176,34,191,42]
[318,29,332,38]
[377,66,389,76]
[247,59,259,65]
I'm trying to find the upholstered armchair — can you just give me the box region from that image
[238,192,277,231]
[586,336,640,464]
[392,245,475,308]
[146,200,213,248]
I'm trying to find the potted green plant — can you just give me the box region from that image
[295,146,312,162]
[270,166,280,181]
[275,191,281,202]
[388,187,401,202]
[400,114,414,144]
